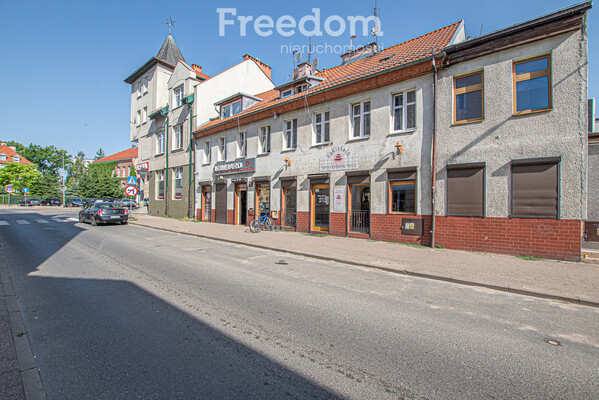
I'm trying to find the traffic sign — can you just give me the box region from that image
[125,185,138,197]
[59,185,67,192]
[127,176,137,185]
[23,188,29,193]
[5,185,13,193]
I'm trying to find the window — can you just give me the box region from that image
[259,126,271,154]
[295,84,308,94]
[142,107,148,124]
[221,101,242,119]
[393,91,416,131]
[136,110,141,126]
[143,76,148,94]
[174,85,184,108]
[454,72,483,123]
[513,55,552,114]
[12,156,20,162]
[136,82,142,98]
[447,165,485,216]
[284,119,297,149]
[314,111,330,144]
[352,101,371,138]
[237,131,247,158]
[219,137,227,161]
[173,168,183,199]
[203,141,211,164]
[388,170,416,214]
[156,171,164,199]
[173,125,183,150]
[122,167,126,177]
[511,160,558,218]
[281,90,292,98]
[156,132,165,154]
[115,167,120,177]
[0,154,6,161]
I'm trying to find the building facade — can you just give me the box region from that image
[0,143,34,168]
[585,132,599,248]
[193,2,591,261]
[93,147,138,189]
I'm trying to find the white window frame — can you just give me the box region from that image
[281,90,292,98]
[259,125,271,154]
[219,136,227,161]
[392,90,417,133]
[220,100,242,119]
[237,131,247,158]
[173,124,183,150]
[203,141,211,165]
[0,154,6,161]
[156,132,165,155]
[136,81,142,98]
[351,100,371,139]
[136,110,141,126]
[142,107,147,124]
[13,156,20,162]
[284,119,298,150]
[173,167,183,199]
[313,111,330,145]
[174,85,184,108]
[156,170,165,199]
[143,76,148,94]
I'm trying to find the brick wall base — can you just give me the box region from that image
[370,214,432,246]
[297,212,310,233]
[330,213,347,237]
[227,210,234,225]
[211,210,215,223]
[435,217,581,261]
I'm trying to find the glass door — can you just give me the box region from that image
[312,184,330,232]
[283,187,297,229]
[203,187,212,221]
[350,184,370,234]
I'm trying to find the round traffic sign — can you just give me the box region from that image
[5,185,13,193]
[125,185,138,197]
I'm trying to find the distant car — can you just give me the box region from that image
[82,198,97,207]
[18,198,41,206]
[66,198,84,207]
[41,198,61,206]
[119,198,138,208]
[78,202,129,226]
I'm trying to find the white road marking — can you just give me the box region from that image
[51,218,68,223]
[16,220,30,225]
[36,219,49,224]
[66,217,78,222]
[0,221,9,226]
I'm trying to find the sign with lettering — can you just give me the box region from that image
[320,146,359,172]
[333,187,345,212]
[214,158,256,176]
[136,162,149,175]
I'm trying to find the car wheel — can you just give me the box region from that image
[91,216,98,226]
[121,220,128,225]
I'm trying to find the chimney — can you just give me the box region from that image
[9,146,16,152]
[192,64,203,75]
[0,143,5,146]
[296,62,312,79]
[243,54,272,80]
[340,43,378,64]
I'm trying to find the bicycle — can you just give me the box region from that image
[249,212,274,233]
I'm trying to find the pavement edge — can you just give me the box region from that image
[0,246,47,400]
[130,221,599,309]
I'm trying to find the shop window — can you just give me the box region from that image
[447,165,485,216]
[511,160,558,218]
[314,111,330,144]
[513,55,552,114]
[388,170,416,214]
[173,168,183,199]
[260,125,271,154]
[312,184,330,231]
[156,171,164,199]
[256,183,270,217]
[393,91,416,131]
[351,100,370,138]
[454,72,483,123]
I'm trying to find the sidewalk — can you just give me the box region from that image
[131,214,599,307]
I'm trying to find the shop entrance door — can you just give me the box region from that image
[311,184,330,232]
[203,187,212,221]
[349,184,370,234]
[283,186,297,229]
[215,183,227,224]
[236,184,247,225]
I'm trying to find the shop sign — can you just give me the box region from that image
[214,158,256,176]
[320,146,359,172]
[136,162,149,175]
[333,187,345,212]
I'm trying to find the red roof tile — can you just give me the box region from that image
[0,144,33,165]
[94,147,138,163]
[196,21,461,133]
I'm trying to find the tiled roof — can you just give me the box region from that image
[0,145,33,165]
[94,147,138,163]
[196,21,461,133]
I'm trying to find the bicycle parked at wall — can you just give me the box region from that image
[249,210,273,233]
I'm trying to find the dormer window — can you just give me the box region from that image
[0,154,6,161]
[174,85,184,108]
[12,156,20,162]
[295,84,308,94]
[221,101,241,119]
[281,90,293,99]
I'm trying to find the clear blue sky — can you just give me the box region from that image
[0,0,595,158]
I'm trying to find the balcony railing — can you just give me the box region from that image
[350,210,370,234]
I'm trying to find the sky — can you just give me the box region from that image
[0,0,595,159]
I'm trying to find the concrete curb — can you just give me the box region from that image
[0,249,47,400]
[130,221,599,309]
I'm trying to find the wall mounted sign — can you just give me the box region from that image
[320,146,359,172]
[214,158,256,176]
[136,162,149,175]
[333,187,345,212]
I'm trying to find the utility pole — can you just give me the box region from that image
[62,150,66,207]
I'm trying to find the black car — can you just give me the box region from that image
[118,198,138,208]
[18,198,41,206]
[41,198,61,206]
[66,198,84,207]
[78,202,129,226]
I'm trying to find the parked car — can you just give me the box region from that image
[41,198,61,206]
[18,198,41,206]
[119,198,138,208]
[78,202,129,226]
[66,198,84,207]
[82,198,97,207]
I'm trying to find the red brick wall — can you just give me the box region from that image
[370,214,432,246]
[211,210,215,223]
[435,217,581,261]
[227,210,234,225]
[196,209,201,220]
[297,212,310,233]
[329,212,347,237]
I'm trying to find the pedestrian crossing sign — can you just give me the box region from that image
[127,176,137,186]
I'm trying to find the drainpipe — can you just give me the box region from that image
[188,104,194,219]
[431,58,438,248]
[165,115,169,217]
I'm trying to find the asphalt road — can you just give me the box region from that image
[1,207,598,399]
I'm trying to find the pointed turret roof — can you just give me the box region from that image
[124,34,186,84]
[155,34,186,66]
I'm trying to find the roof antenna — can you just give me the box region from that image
[166,17,175,35]
[479,24,483,37]
[371,0,380,46]
[308,36,313,64]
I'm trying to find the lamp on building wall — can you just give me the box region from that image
[284,156,291,167]
[395,141,403,155]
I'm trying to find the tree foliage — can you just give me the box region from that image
[5,140,71,174]
[30,173,61,198]
[94,148,106,160]
[0,163,41,192]
[79,161,123,198]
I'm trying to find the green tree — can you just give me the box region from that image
[30,173,60,198]
[67,151,88,197]
[5,141,71,174]
[79,161,123,198]
[0,163,41,192]
[94,148,105,160]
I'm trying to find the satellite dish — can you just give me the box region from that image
[371,25,380,36]
[295,51,302,63]
[312,58,319,71]
[293,68,299,80]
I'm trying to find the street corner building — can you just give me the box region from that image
[128,2,592,261]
